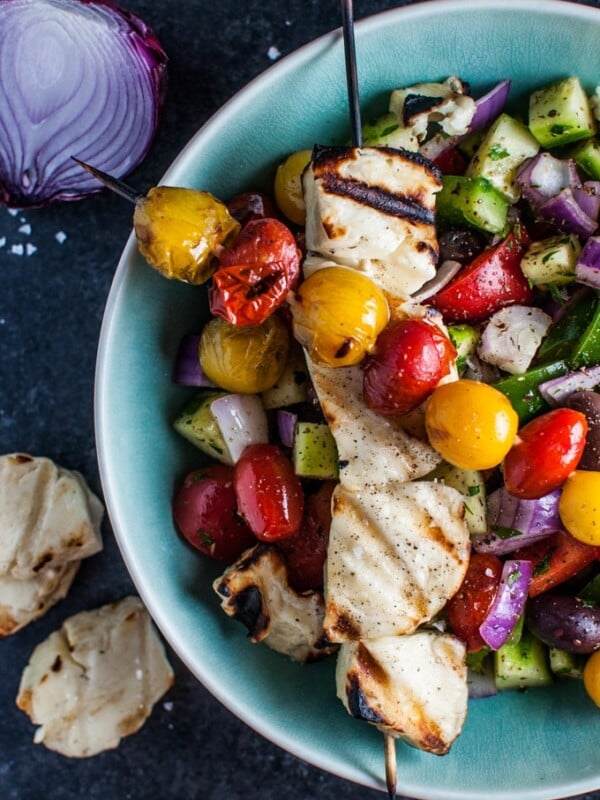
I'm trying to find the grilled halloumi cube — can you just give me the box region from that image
[303,146,441,299]
[389,76,476,142]
[336,630,467,754]
[324,481,469,642]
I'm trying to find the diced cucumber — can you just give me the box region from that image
[466,113,540,202]
[424,461,486,535]
[173,391,231,463]
[494,629,553,691]
[549,647,585,679]
[293,422,339,479]
[361,112,419,150]
[436,175,509,234]
[520,234,581,287]
[261,343,309,409]
[529,76,597,149]
[570,137,600,180]
[447,324,480,374]
[571,297,600,368]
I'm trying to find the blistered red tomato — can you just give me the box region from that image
[234,443,304,541]
[430,231,533,323]
[276,480,335,592]
[362,318,455,415]
[227,192,278,226]
[503,408,588,499]
[446,553,503,652]
[172,464,255,562]
[209,218,301,327]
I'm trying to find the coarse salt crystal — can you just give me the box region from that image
[0,237,5,248]
[10,244,24,256]
[267,45,281,60]
[18,223,31,235]
[55,231,67,244]
[26,243,37,256]
[163,701,174,712]
[7,208,19,217]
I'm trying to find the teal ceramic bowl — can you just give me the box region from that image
[96,1,600,797]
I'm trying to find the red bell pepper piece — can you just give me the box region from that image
[513,530,600,597]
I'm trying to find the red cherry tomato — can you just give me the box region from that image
[276,480,335,592]
[431,146,467,176]
[209,218,301,327]
[234,443,304,541]
[429,231,533,323]
[362,318,456,415]
[227,192,278,226]
[172,464,255,562]
[513,530,600,597]
[503,408,588,499]
[446,553,503,652]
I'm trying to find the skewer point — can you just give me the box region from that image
[71,156,143,205]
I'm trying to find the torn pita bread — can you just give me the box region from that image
[16,596,174,757]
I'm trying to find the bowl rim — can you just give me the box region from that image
[95,1,600,798]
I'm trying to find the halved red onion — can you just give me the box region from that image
[472,487,562,555]
[469,79,511,133]
[539,364,600,406]
[173,335,216,387]
[210,395,269,463]
[539,187,598,238]
[479,560,532,650]
[276,410,297,448]
[0,0,167,207]
[576,236,600,289]
[411,260,463,302]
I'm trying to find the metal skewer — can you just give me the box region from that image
[71,157,143,204]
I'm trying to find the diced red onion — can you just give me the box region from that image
[576,236,600,289]
[0,0,167,207]
[411,260,463,302]
[516,153,578,208]
[467,663,498,699]
[469,79,511,133]
[477,305,552,375]
[479,559,532,650]
[210,394,269,463]
[539,364,600,406]
[276,410,297,448]
[539,187,598,238]
[472,487,562,555]
[173,335,216,387]
[573,182,600,221]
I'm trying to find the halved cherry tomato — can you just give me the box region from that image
[276,480,336,591]
[503,408,588,499]
[209,218,301,327]
[446,553,503,652]
[513,530,600,597]
[234,443,304,541]
[172,464,255,562]
[227,192,278,226]
[430,231,533,323]
[362,318,456,415]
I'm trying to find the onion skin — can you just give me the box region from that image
[0,0,168,208]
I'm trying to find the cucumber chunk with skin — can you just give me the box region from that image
[570,138,600,180]
[466,113,540,202]
[529,76,597,149]
[173,391,231,463]
[293,422,339,479]
[261,342,309,409]
[494,629,553,690]
[549,647,585,679]
[436,175,509,234]
[424,461,486,535]
[520,234,581,287]
[361,112,418,150]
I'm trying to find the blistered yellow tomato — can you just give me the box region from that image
[424,379,519,470]
[558,471,600,546]
[133,186,240,284]
[583,651,600,707]
[273,149,312,226]
[290,266,389,367]
[199,315,289,393]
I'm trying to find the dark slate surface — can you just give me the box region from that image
[1,1,599,799]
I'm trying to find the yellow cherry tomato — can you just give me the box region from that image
[424,379,519,470]
[558,471,600,546]
[274,149,312,226]
[290,266,389,367]
[583,650,600,707]
[133,186,240,284]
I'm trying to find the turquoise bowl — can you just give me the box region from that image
[96,2,600,798]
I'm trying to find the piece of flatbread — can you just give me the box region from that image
[16,596,174,757]
[0,453,103,580]
[0,561,80,637]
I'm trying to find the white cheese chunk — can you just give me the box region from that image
[477,305,552,374]
[16,596,174,758]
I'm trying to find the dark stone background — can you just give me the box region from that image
[1,1,599,798]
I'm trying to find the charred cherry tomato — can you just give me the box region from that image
[362,319,455,415]
[227,192,277,226]
[234,444,304,541]
[513,530,600,597]
[429,231,533,323]
[172,464,255,562]
[425,379,519,470]
[209,218,301,327]
[276,480,335,591]
[503,408,588,499]
[559,470,600,546]
[446,553,503,652]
